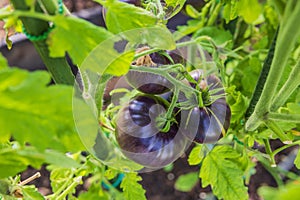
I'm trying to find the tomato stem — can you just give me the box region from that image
[133,48,161,60]
[95,74,113,118]
[161,87,179,132]
[257,155,284,186]
[176,36,213,48]
[130,65,200,95]
[56,176,82,200]
[272,141,300,158]
[263,139,276,167]
[206,1,221,26]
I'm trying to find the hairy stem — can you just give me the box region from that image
[271,59,300,111]
[258,155,284,186]
[246,1,300,131]
[263,139,276,167]
[206,1,221,26]
[268,112,300,123]
[95,74,113,118]
[56,177,82,200]
[245,28,278,118]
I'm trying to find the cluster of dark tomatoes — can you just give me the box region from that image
[106,49,231,168]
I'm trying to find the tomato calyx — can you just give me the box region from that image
[133,46,157,67]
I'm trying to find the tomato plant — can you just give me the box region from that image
[0,0,299,199]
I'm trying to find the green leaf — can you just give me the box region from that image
[104,168,119,180]
[0,68,84,152]
[78,181,110,200]
[50,167,73,193]
[102,0,157,34]
[222,0,239,23]
[122,26,176,50]
[238,0,262,24]
[188,145,204,165]
[22,186,44,200]
[287,103,300,114]
[79,37,133,76]
[199,145,248,200]
[241,57,262,95]
[260,121,296,140]
[174,172,198,192]
[0,180,10,195]
[194,26,233,47]
[0,144,79,179]
[44,150,80,168]
[258,179,300,200]
[0,147,44,178]
[81,27,175,76]
[165,0,186,19]
[78,189,109,200]
[185,4,201,18]
[226,86,248,123]
[163,163,174,172]
[47,15,113,65]
[120,173,146,200]
[294,149,300,169]
[105,51,135,76]
[0,53,8,70]
[174,19,203,40]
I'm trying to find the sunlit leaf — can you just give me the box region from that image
[101,0,157,34]
[200,145,248,200]
[165,0,186,19]
[188,145,204,165]
[259,179,300,200]
[0,68,84,151]
[238,0,262,24]
[120,173,146,200]
[48,15,113,65]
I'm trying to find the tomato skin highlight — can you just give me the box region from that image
[116,95,187,168]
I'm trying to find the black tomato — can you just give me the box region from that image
[120,0,142,6]
[126,48,186,94]
[116,95,187,168]
[126,48,174,94]
[126,64,173,94]
[180,70,231,143]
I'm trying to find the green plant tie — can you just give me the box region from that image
[22,0,64,41]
